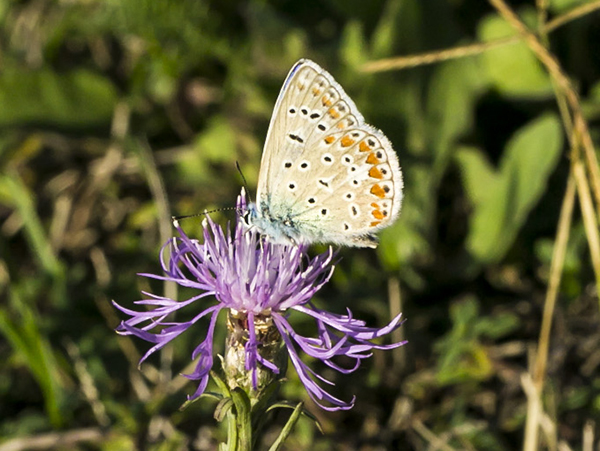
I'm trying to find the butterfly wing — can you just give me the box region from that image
[255,59,403,247]
[256,60,331,203]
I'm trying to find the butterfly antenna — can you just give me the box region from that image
[172,207,238,225]
[235,161,253,202]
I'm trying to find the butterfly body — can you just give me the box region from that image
[247,59,403,248]
[246,195,378,247]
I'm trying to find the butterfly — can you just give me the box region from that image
[245,59,403,248]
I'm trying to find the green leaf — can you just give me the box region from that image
[449,296,480,331]
[267,402,304,451]
[210,370,231,397]
[340,21,368,67]
[477,9,553,97]
[0,288,65,427]
[214,397,234,422]
[0,66,117,128]
[180,390,223,411]
[436,343,493,385]
[434,297,494,385]
[267,401,323,434]
[371,0,420,58]
[0,173,64,279]
[548,0,588,13]
[370,0,403,58]
[456,147,508,263]
[475,313,520,339]
[179,117,238,184]
[427,58,489,177]
[456,146,500,207]
[457,113,563,263]
[194,116,237,163]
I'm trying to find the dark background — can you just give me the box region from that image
[1,0,599,449]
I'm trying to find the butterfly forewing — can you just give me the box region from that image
[257,61,350,200]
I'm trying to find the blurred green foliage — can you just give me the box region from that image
[0,0,599,450]
[458,113,563,263]
[0,68,117,128]
[435,296,519,385]
[478,8,554,97]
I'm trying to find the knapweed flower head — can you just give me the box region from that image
[114,190,406,411]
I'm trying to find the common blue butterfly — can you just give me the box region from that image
[246,59,403,248]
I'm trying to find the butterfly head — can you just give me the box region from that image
[244,200,304,246]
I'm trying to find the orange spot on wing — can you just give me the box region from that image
[337,121,346,129]
[322,96,332,107]
[328,108,340,119]
[369,167,384,179]
[297,83,305,90]
[359,141,371,152]
[370,221,381,227]
[372,209,384,220]
[371,202,379,208]
[366,153,380,165]
[324,136,335,144]
[312,88,322,96]
[370,184,386,198]
[340,135,355,147]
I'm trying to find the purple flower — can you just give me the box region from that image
[114,191,406,411]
